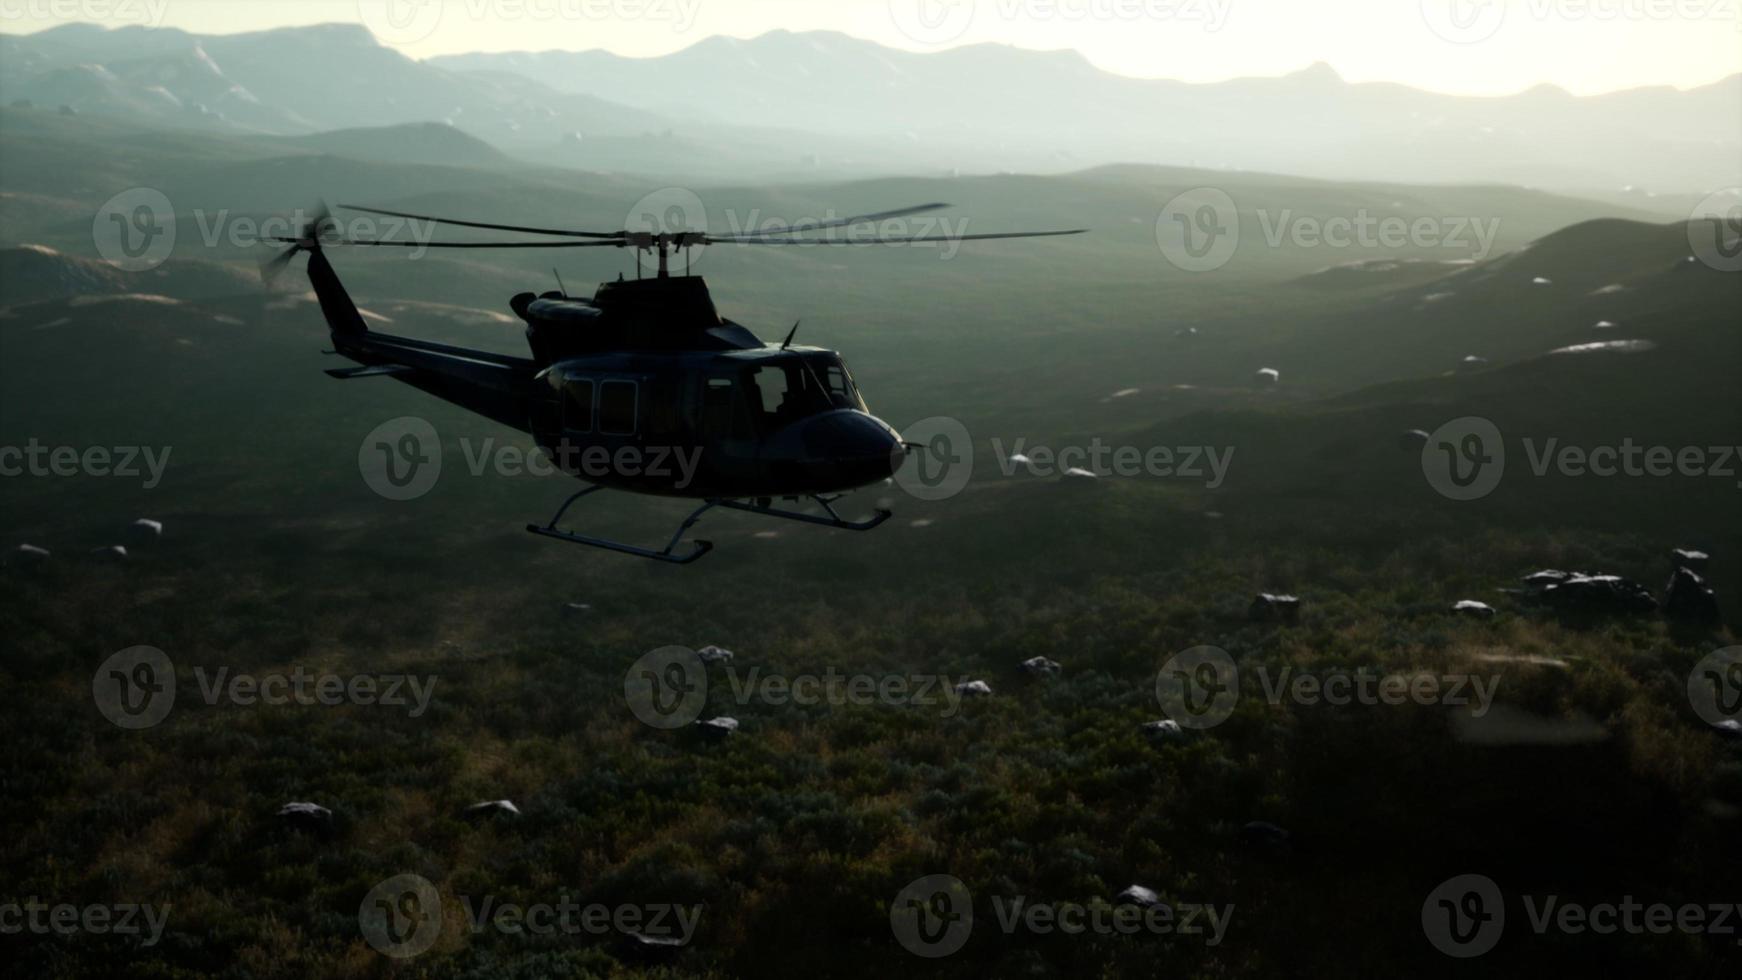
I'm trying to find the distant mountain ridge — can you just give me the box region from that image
[2,23,1736,190]
[431,29,1741,191]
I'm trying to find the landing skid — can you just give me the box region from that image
[526,486,893,564]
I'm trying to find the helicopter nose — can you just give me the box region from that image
[797,411,906,488]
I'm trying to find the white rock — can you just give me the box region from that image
[697,644,734,664]
[1550,339,1656,355]
[91,545,128,560]
[277,801,332,822]
[1116,885,1163,908]
[695,716,739,735]
[955,680,993,697]
[1255,367,1281,384]
[1062,467,1099,480]
[130,518,163,537]
[464,799,521,818]
[1022,656,1062,677]
[1141,719,1185,740]
[1453,600,1496,619]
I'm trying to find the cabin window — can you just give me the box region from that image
[598,380,638,435]
[746,366,788,416]
[562,379,594,432]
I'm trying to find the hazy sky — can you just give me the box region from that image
[4,0,1738,95]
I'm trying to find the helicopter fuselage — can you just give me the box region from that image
[529,345,905,499]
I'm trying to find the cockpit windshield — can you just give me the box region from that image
[746,355,864,426]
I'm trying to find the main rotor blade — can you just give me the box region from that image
[706,229,1087,246]
[338,203,627,240]
[706,202,952,241]
[264,237,629,249]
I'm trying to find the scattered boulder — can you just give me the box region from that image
[1550,339,1656,355]
[1022,656,1062,678]
[1254,367,1280,386]
[276,801,332,829]
[1453,600,1496,620]
[1716,720,1741,738]
[11,543,50,565]
[1458,355,1489,370]
[1531,276,1552,286]
[129,518,163,540]
[1062,467,1099,481]
[1520,569,1572,590]
[1593,320,1617,330]
[562,602,592,616]
[955,680,993,698]
[1141,719,1185,741]
[1115,885,1163,908]
[696,645,734,665]
[1008,452,1033,467]
[694,716,739,738]
[1250,593,1301,623]
[463,799,521,820]
[1398,429,1431,451]
[1661,567,1720,624]
[1540,574,1657,616]
[1671,549,1710,573]
[90,545,128,561]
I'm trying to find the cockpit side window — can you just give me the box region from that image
[562,378,594,433]
[598,379,637,436]
[701,376,753,440]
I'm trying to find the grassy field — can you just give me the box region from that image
[1,127,1739,977]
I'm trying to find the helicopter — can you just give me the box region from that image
[262,201,1084,563]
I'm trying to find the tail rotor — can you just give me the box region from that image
[260,203,336,285]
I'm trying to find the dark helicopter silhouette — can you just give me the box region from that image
[263,202,1083,563]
